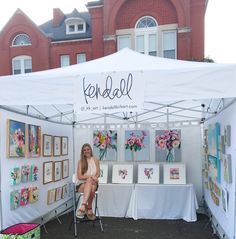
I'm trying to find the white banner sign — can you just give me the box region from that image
[74,72,145,114]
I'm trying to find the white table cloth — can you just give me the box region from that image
[126,184,198,222]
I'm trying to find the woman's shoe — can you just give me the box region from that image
[86,208,96,221]
[76,203,87,218]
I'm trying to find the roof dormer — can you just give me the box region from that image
[65,17,86,35]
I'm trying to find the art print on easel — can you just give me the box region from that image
[138,164,160,184]
[112,164,133,184]
[7,119,26,158]
[43,134,52,157]
[61,136,68,155]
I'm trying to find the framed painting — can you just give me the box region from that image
[224,125,231,147]
[222,154,232,183]
[20,188,29,206]
[43,161,53,184]
[29,186,39,204]
[99,164,108,184]
[53,136,61,156]
[62,159,69,179]
[61,184,68,199]
[47,189,56,205]
[163,163,186,184]
[155,129,181,162]
[61,136,68,155]
[54,161,62,182]
[93,130,117,161]
[138,163,160,184]
[112,164,133,184]
[10,167,21,186]
[28,124,41,157]
[43,134,52,157]
[7,119,26,158]
[10,190,20,210]
[55,187,62,201]
[125,130,150,161]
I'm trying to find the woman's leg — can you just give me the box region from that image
[87,184,97,209]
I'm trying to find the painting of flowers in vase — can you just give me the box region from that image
[155,129,181,162]
[28,124,41,157]
[93,130,117,161]
[125,130,149,161]
[7,119,26,158]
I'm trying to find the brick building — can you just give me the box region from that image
[0,0,207,76]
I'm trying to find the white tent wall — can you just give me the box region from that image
[204,101,236,239]
[74,123,203,202]
[0,109,73,229]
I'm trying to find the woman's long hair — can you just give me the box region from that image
[80,143,93,175]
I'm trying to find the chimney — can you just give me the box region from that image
[53,8,65,27]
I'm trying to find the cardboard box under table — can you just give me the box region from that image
[0,223,40,239]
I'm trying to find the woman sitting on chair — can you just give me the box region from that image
[76,143,100,220]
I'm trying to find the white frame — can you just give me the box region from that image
[99,164,108,184]
[138,163,160,184]
[112,164,133,184]
[163,163,186,184]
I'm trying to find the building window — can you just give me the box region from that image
[12,34,32,46]
[135,16,158,56]
[117,35,131,51]
[163,31,177,59]
[12,56,32,75]
[77,53,86,64]
[60,55,70,67]
[65,17,86,35]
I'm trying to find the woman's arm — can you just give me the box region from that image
[91,158,100,182]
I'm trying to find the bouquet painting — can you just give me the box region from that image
[155,130,181,162]
[28,124,41,157]
[93,130,117,161]
[125,130,149,161]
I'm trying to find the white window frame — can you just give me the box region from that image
[117,35,131,51]
[76,53,86,64]
[12,55,32,75]
[12,34,32,46]
[60,55,70,67]
[65,17,86,35]
[162,30,177,59]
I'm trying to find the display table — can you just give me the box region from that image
[97,184,134,217]
[126,184,198,222]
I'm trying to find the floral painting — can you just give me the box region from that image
[222,154,232,183]
[29,186,39,203]
[10,167,21,186]
[53,136,61,156]
[10,190,20,210]
[170,168,180,179]
[43,161,53,184]
[30,164,39,182]
[7,119,26,157]
[93,130,117,161]
[28,124,41,157]
[163,163,186,184]
[21,165,30,183]
[138,164,160,184]
[112,164,133,184]
[20,188,29,206]
[43,134,52,157]
[61,136,68,155]
[54,161,62,182]
[125,130,149,161]
[155,129,181,162]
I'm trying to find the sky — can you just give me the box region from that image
[0,0,235,64]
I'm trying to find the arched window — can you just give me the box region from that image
[65,17,86,34]
[135,16,158,56]
[12,34,32,46]
[12,55,32,75]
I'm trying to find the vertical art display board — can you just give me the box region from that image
[112,164,133,184]
[125,130,149,161]
[99,164,108,184]
[155,129,181,162]
[93,130,117,161]
[138,164,160,184]
[163,163,186,184]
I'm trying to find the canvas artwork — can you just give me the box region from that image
[222,154,232,183]
[224,125,231,147]
[47,189,56,205]
[53,136,61,156]
[61,184,68,199]
[10,167,21,186]
[62,159,69,179]
[28,124,41,157]
[138,164,160,184]
[7,119,26,157]
[99,164,108,184]
[54,161,62,182]
[30,164,39,182]
[155,129,181,162]
[221,188,228,215]
[93,130,117,161]
[43,134,52,157]
[20,188,29,206]
[10,190,20,210]
[43,161,53,184]
[208,155,218,182]
[125,130,149,161]
[112,164,133,184]
[163,163,186,184]
[21,165,30,183]
[61,136,68,155]
[55,187,62,201]
[29,186,39,203]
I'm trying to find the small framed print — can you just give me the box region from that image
[61,184,68,199]
[99,164,108,184]
[61,136,68,155]
[55,187,62,201]
[62,159,69,179]
[54,161,62,182]
[28,124,41,157]
[43,161,53,184]
[138,163,160,184]
[163,163,186,184]
[43,134,52,157]
[53,136,61,156]
[112,164,133,184]
[47,189,56,205]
